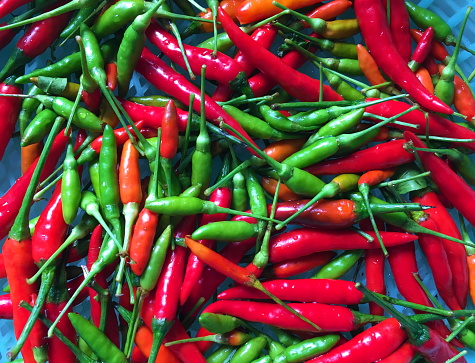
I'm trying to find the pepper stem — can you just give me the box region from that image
[148,318,173,363]
[359,184,387,256]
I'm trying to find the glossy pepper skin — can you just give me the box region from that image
[0,77,22,160]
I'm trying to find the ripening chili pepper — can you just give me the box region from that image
[304,318,406,363]
[201,300,385,333]
[415,67,434,94]
[134,325,181,363]
[0,1,72,81]
[236,0,324,24]
[0,76,22,160]
[137,48,260,154]
[68,313,127,363]
[269,227,418,263]
[356,44,387,87]
[294,0,352,30]
[261,177,301,202]
[218,278,364,305]
[261,251,337,279]
[21,143,43,175]
[219,8,343,102]
[354,0,452,114]
[15,37,119,84]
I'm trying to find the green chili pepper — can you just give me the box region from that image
[259,105,316,133]
[207,345,237,363]
[271,328,302,347]
[273,334,340,363]
[128,95,186,109]
[80,24,107,87]
[322,67,365,101]
[21,109,58,146]
[60,5,98,39]
[199,313,244,334]
[191,220,259,241]
[68,313,127,363]
[232,170,248,212]
[15,37,119,84]
[117,0,163,97]
[18,84,44,136]
[251,357,272,363]
[269,340,286,359]
[61,142,82,224]
[312,249,364,279]
[229,336,267,363]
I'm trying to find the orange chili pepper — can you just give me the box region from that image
[119,139,142,206]
[106,61,118,91]
[453,73,475,122]
[264,138,307,162]
[302,0,353,28]
[129,208,159,276]
[356,44,386,86]
[236,0,325,24]
[200,0,243,32]
[135,325,181,363]
[261,176,301,201]
[467,254,475,306]
[21,142,42,175]
[415,67,434,94]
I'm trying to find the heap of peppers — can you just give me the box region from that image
[0,0,475,362]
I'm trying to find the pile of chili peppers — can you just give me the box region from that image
[0,0,475,362]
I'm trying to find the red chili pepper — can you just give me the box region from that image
[202,300,382,332]
[410,28,450,63]
[354,0,452,114]
[218,7,343,102]
[387,0,412,61]
[163,321,207,363]
[269,228,418,263]
[261,250,336,279]
[218,278,365,304]
[301,0,353,28]
[304,318,407,363]
[305,139,415,176]
[410,27,435,69]
[129,208,159,276]
[0,132,68,240]
[0,253,5,278]
[0,77,22,160]
[106,61,118,91]
[376,342,415,363]
[411,190,468,309]
[0,0,34,18]
[365,99,475,151]
[180,186,232,305]
[453,73,475,121]
[212,24,278,102]
[136,47,260,154]
[146,21,245,86]
[0,293,13,319]
[160,100,179,160]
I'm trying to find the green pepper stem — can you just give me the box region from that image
[148,318,174,363]
[375,171,431,188]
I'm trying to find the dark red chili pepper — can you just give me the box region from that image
[354,0,452,114]
[180,186,232,305]
[304,318,407,363]
[411,190,468,309]
[305,139,415,176]
[212,24,278,102]
[0,131,68,240]
[387,0,412,61]
[218,7,343,102]
[0,76,22,160]
[365,99,475,152]
[137,47,260,154]
[269,228,417,263]
[201,300,384,332]
[218,278,365,305]
[0,1,72,80]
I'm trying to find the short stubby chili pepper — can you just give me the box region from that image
[354,0,452,114]
[201,300,385,333]
[268,228,418,263]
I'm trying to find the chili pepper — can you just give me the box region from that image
[147,216,195,362]
[356,44,388,87]
[261,177,301,202]
[261,251,337,279]
[129,208,159,276]
[376,342,415,363]
[304,318,406,363]
[117,1,162,97]
[228,336,267,363]
[60,4,97,39]
[264,139,307,162]
[313,250,364,279]
[354,0,452,114]
[137,48,260,154]
[293,0,352,30]
[160,321,207,363]
[61,142,81,224]
[387,0,412,61]
[218,278,364,304]
[219,8,343,102]
[206,345,236,363]
[22,143,43,176]
[0,1,72,81]
[160,100,180,194]
[192,220,259,241]
[0,0,34,18]
[201,300,385,332]
[321,67,365,101]
[68,313,126,363]
[272,334,340,363]
[15,37,119,84]
[269,227,418,263]
[180,183,232,305]
[21,109,58,147]
[0,76,22,160]
[359,284,467,363]
[0,294,13,319]
[132,324,181,363]
[409,27,435,71]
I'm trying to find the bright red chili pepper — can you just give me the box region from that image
[410,27,435,68]
[354,0,452,114]
[305,139,415,176]
[269,228,418,263]
[0,293,13,319]
[0,78,22,160]
[410,28,450,63]
[129,208,159,276]
[387,0,412,61]
[0,253,5,278]
[218,7,343,102]
[180,186,232,305]
[0,0,34,18]
[160,100,179,160]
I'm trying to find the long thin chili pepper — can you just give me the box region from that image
[236,0,324,23]
[0,76,22,160]
[354,0,452,114]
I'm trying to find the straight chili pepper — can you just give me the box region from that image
[354,0,452,114]
[0,75,22,160]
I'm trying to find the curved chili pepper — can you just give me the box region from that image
[137,47,260,154]
[354,0,452,114]
[201,300,384,332]
[219,8,342,102]
[409,27,435,71]
[0,0,34,18]
[269,228,418,263]
[0,1,72,81]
